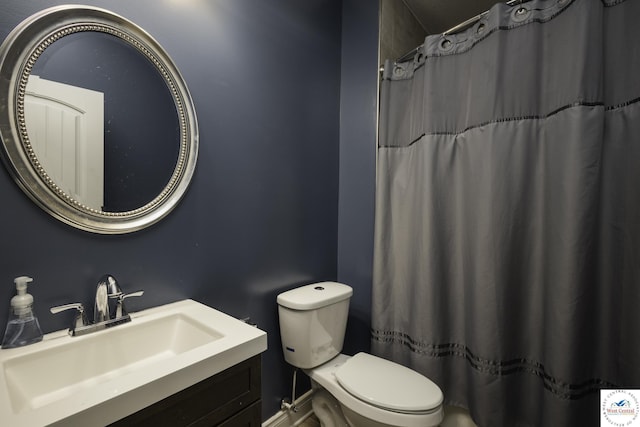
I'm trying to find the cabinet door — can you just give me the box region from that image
[217,401,261,427]
[110,355,261,427]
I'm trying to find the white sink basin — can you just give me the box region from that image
[0,299,267,426]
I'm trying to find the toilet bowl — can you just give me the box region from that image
[311,388,349,427]
[277,282,445,427]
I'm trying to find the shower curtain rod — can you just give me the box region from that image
[393,0,525,64]
[443,0,524,35]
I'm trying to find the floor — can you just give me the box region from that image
[441,406,478,427]
[297,405,477,427]
[298,414,320,427]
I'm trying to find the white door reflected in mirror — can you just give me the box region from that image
[24,75,104,211]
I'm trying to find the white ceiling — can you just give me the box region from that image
[404,0,505,34]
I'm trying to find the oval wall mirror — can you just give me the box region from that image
[0,5,198,234]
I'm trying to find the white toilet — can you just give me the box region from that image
[277,282,444,427]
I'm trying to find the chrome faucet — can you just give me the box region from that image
[94,275,111,323]
[96,274,144,320]
[50,274,144,337]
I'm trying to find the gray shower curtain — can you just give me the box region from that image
[372,0,640,426]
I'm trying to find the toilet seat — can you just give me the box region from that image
[335,352,443,413]
[306,354,444,427]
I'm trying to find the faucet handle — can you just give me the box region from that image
[114,290,144,318]
[50,303,88,334]
[122,290,144,299]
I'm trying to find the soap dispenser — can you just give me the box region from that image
[1,276,44,349]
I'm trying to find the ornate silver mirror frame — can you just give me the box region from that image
[0,5,198,234]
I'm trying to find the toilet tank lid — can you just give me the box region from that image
[277,282,353,310]
[335,353,444,413]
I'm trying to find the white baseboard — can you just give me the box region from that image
[262,390,315,427]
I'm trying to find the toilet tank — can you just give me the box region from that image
[277,282,353,369]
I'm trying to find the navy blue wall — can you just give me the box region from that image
[0,0,379,421]
[338,0,379,357]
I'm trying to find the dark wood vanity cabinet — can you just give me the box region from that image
[110,355,262,427]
